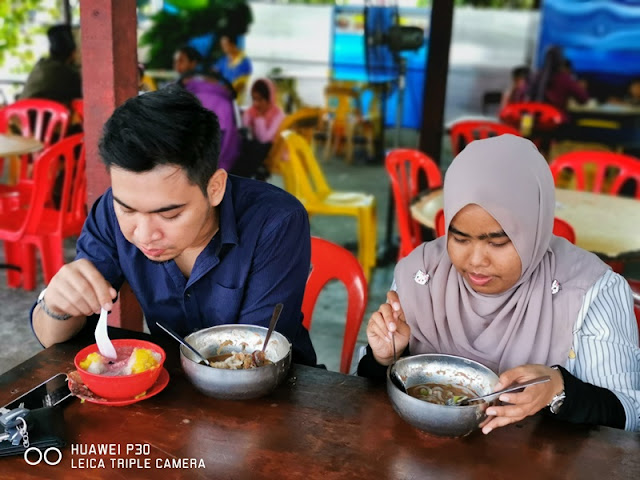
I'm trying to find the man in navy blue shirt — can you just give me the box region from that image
[31,85,317,366]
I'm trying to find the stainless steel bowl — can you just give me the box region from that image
[387,354,499,437]
[180,325,292,400]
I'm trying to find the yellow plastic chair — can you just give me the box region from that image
[320,83,360,163]
[279,130,377,280]
[265,107,324,175]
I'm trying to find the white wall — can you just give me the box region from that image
[245,3,539,121]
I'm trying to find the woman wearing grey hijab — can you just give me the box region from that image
[360,135,639,433]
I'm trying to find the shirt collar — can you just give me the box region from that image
[217,175,239,248]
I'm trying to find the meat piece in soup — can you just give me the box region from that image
[407,383,477,406]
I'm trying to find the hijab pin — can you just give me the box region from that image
[414,270,430,285]
[551,279,561,295]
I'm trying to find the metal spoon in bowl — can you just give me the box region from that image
[156,321,211,367]
[447,375,551,406]
[252,303,284,367]
[389,332,407,394]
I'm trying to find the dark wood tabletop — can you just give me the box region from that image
[1,327,639,480]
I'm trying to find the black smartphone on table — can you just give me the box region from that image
[2,373,72,410]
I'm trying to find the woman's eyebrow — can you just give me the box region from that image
[449,225,507,240]
[113,195,185,214]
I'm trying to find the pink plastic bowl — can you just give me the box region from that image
[74,339,166,400]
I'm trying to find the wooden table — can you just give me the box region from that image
[411,188,640,259]
[0,133,43,185]
[1,326,639,479]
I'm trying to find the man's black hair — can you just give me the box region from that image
[511,66,530,80]
[176,45,203,64]
[48,25,76,61]
[221,33,239,46]
[98,84,221,195]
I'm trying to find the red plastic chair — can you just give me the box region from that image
[549,151,640,199]
[302,237,368,374]
[385,149,442,259]
[435,208,576,244]
[0,134,85,290]
[449,120,521,156]
[499,102,564,132]
[0,99,70,184]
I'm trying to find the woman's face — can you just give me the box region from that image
[251,91,269,115]
[447,204,522,294]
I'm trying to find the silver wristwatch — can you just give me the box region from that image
[548,365,566,414]
[37,288,72,321]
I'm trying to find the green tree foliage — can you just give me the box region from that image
[0,0,43,71]
[139,0,253,70]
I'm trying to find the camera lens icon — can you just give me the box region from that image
[24,446,63,466]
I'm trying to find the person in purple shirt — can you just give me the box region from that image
[30,85,317,366]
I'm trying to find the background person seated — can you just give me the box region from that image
[20,24,82,107]
[608,78,640,107]
[528,46,589,120]
[174,46,242,173]
[235,78,285,180]
[500,65,530,110]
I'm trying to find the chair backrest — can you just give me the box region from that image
[499,102,564,131]
[302,237,368,374]
[449,120,521,156]
[280,130,332,205]
[435,208,576,244]
[25,134,84,237]
[385,149,442,258]
[0,99,71,183]
[0,99,70,147]
[324,83,359,130]
[549,151,640,199]
[266,107,324,173]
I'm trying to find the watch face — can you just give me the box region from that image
[550,393,566,414]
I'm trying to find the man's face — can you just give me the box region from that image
[111,165,220,263]
[447,204,522,295]
[173,51,197,75]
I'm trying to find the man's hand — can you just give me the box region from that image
[366,291,411,366]
[33,259,117,347]
[43,259,117,317]
[480,364,564,434]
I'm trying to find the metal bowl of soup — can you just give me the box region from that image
[180,325,292,400]
[387,354,499,437]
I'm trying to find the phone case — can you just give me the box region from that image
[0,406,66,457]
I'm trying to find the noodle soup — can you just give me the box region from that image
[407,383,477,406]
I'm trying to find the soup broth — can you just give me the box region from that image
[407,383,477,406]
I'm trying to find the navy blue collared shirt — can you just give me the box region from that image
[62,175,316,366]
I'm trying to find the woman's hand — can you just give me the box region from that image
[480,364,564,434]
[366,291,411,366]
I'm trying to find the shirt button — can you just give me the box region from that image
[186,293,191,298]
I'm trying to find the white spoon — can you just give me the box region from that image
[95,308,117,359]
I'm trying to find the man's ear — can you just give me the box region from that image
[207,169,227,207]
